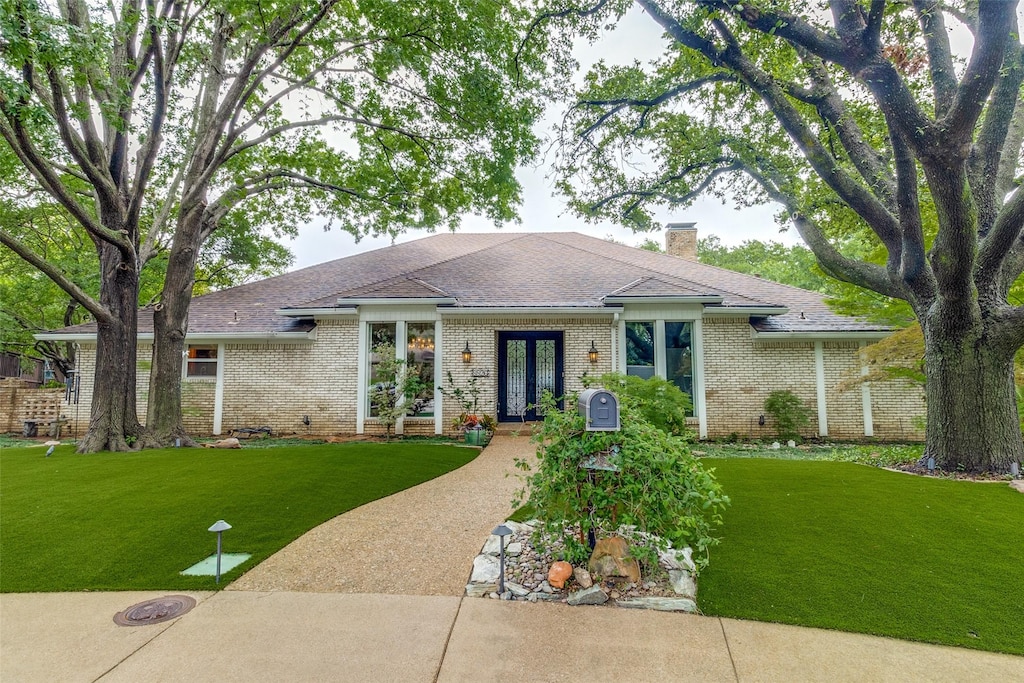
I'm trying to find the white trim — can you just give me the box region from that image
[754,330,889,341]
[356,322,368,434]
[814,341,828,437]
[438,306,621,317]
[434,320,443,435]
[34,330,317,343]
[213,343,225,435]
[276,307,357,317]
[693,318,708,439]
[617,319,627,374]
[860,341,874,437]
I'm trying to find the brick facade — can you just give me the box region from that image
[55,314,925,442]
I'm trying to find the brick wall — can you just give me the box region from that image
[0,382,65,434]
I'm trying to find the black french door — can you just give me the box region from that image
[497,332,564,421]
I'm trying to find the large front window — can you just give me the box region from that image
[367,321,435,418]
[624,320,694,415]
[405,323,435,417]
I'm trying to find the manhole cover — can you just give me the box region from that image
[113,595,196,627]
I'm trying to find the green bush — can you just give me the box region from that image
[763,390,812,441]
[515,394,729,572]
[593,372,692,437]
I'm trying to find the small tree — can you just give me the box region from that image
[763,390,812,442]
[368,344,425,442]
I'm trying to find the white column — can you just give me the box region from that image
[814,341,828,437]
[434,320,443,435]
[654,320,666,380]
[693,318,708,439]
[860,341,874,437]
[356,321,367,434]
[617,320,627,374]
[395,321,406,435]
[212,343,225,435]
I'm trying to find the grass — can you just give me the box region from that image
[697,459,1024,655]
[0,441,477,592]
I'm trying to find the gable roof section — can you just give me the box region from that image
[44,231,887,337]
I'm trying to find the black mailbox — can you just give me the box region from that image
[578,388,620,431]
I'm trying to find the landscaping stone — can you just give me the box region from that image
[506,542,523,556]
[481,534,509,556]
[573,567,593,589]
[1010,480,1024,494]
[548,561,572,589]
[668,570,697,600]
[470,554,500,583]
[567,586,608,606]
[505,582,530,598]
[465,582,498,598]
[588,536,641,583]
[658,546,696,573]
[617,597,698,613]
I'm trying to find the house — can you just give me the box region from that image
[38,227,925,440]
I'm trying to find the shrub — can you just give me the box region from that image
[763,390,812,441]
[594,372,692,437]
[514,393,729,573]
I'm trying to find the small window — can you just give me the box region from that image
[186,345,218,378]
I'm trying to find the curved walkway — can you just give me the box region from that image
[228,436,533,596]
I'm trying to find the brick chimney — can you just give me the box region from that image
[665,222,698,261]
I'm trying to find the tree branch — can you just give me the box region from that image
[913,0,957,116]
[0,229,113,324]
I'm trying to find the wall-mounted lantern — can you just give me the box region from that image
[588,341,599,364]
[462,342,472,363]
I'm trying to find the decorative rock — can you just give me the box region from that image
[567,586,609,606]
[609,590,620,600]
[465,582,498,598]
[506,542,523,557]
[658,547,696,573]
[573,567,593,589]
[547,561,573,589]
[1011,480,1024,494]
[470,554,500,583]
[617,597,698,613]
[668,569,697,600]
[771,442,781,450]
[588,536,641,583]
[204,437,241,449]
[787,440,796,448]
[537,580,554,594]
[488,592,499,599]
[482,534,509,556]
[505,582,531,598]
[503,520,533,534]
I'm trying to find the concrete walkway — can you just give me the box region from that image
[2,590,1022,682]
[3,436,1023,681]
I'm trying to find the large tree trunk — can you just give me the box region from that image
[147,207,204,447]
[76,243,145,453]
[922,318,1023,473]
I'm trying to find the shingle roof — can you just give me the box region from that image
[49,232,888,336]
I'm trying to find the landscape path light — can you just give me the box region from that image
[492,524,512,597]
[208,520,232,583]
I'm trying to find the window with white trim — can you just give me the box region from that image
[185,345,218,378]
[625,320,694,415]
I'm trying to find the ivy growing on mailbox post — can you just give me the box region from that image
[514,393,729,572]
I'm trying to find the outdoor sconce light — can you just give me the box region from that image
[588,341,599,364]
[492,524,512,596]
[208,520,232,584]
[462,342,472,363]
[758,414,766,426]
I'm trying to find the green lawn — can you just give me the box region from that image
[0,442,477,592]
[697,459,1024,655]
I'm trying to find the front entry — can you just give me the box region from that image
[497,332,564,421]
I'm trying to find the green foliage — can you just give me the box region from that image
[515,394,729,572]
[594,372,692,436]
[763,390,812,441]
[698,236,829,293]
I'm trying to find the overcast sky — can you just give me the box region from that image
[284,7,818,270]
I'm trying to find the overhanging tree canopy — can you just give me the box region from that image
[1,0,546,451]
[539,0,1024,472]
